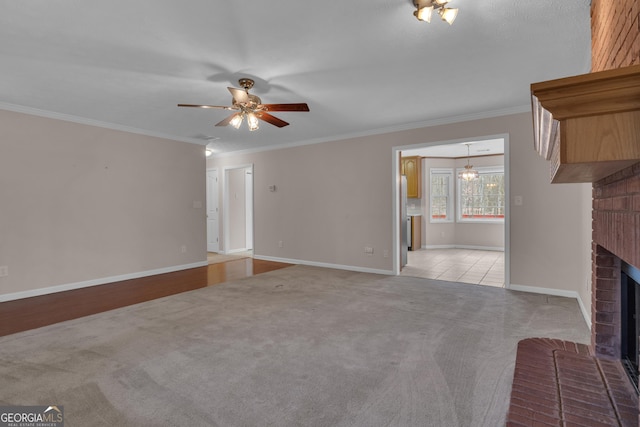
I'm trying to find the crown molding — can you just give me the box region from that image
[0,101,205,146]
[0,101,530,156]
[212,104,531,158]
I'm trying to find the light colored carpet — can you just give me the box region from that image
[0,266,590,426]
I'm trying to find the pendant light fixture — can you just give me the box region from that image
[459,144,479,181]
[413,0,459,25]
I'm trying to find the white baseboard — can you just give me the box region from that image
[509,283,592,330]
[0,261,209,303]
[216,248,252,255]
[226,248,252,254]
[423,244,504,252]
[253,255,394,276]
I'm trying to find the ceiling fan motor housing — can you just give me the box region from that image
[238,78,255,90]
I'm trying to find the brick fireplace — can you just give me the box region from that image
[592,165,640,379]
[506,2,640,425]
[590,0,640,376]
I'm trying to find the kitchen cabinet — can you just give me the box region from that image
[401,156,422,198]
[531,64,640,183]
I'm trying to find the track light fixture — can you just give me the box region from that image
[413,0,458,25]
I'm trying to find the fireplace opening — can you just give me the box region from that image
[621,261,640,394]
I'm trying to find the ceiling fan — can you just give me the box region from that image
[178,78,309,131]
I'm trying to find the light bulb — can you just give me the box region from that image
[247,112,259,131]
[230,114,243,129]
[459,166,479,181]
[414,5,433,22]
[440,7,458,25]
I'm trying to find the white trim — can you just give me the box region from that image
[0,261,208,303]
[423,244,457,249]
[456,165,505,224]
[423,244,504,251]
[222,164,254,254]
[393,133,510,283]
[429,168,454,223]
[392,150,401,275]
[214,106,530,158]
[253,255,394,276]
[206,168,220,253]
[226,248,250,254]
[0,102,204,146]
[509,284,591,329]
[0,99,530,158]
[504,134,511,292]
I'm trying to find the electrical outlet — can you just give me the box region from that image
[0,266,8,277]
[364,247,374,255]
[181,245,187,253]
[383,250,389,258]
[278,240,283,248]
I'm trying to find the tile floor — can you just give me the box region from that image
[401,248,505,288]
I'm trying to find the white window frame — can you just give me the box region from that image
[456,166,505,223]
[429,168,454,223]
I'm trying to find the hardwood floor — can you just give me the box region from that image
[0,258,292,338]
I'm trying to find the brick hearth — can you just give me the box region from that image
[506,338,638,427]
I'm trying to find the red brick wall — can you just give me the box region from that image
[591,0,639,72]
[590,0,640,360]
[593,165,640,270]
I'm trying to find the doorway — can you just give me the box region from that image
[223,164,254,254]
[393,135,510,288]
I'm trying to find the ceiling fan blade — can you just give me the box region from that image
[227,87,249,104]
[261,103,309,112]
[256,112,289,128]
[215,112,241,127]
[177,104,231,109]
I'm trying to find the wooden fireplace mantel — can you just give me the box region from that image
[531,64,640,183]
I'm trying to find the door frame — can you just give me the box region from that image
[222,163,254,254]
[206,168,219,252]
[391,134,511,288]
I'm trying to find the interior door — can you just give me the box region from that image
[206,168,219,252]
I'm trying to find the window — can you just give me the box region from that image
[430,168,453,222]
[457,166,505,222]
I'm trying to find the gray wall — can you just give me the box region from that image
[0,107,591,319]
[209,112,592,310]
[0,109,207,299]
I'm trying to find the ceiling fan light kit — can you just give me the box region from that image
[413,0,458,25]
[178,78,309,132]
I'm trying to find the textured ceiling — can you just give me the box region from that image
[0,1,591,155]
